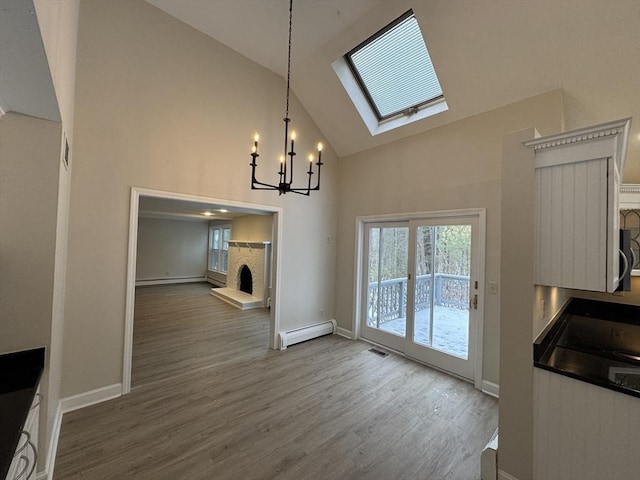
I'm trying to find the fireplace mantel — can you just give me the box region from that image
[228,240,271,248]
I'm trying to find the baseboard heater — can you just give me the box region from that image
[279,319,337,349]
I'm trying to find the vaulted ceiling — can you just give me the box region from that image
[145,0,640,172]
[3,1,638,165]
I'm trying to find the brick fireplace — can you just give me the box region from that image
[210,241,271,310]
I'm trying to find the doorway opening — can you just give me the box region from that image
[123,187,283,394]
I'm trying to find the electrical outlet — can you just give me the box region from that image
[325,235,331,244]
[319,309,324,319]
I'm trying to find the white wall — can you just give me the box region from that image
[34,0,79,137]
[231,214,273,242]
[335,90,564,388]
[62,0,337,397]
[32,1,79,475]
[0,112,61,473]
[499,128,538,480]
[0,112,60,352]
[136,217,208,282]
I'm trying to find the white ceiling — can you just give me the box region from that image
[146,0,386,78]
[0,0,60,121]
[145,0,640,167]
[138,196,270,222]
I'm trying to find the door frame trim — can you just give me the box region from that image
[123,187,283,394]
[353,208,486,390]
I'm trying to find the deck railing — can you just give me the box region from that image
[367,273,469,326]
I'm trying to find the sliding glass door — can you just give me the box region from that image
[362,223,409,352]
[361,213,482,381]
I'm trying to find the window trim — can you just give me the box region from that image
[332,55,448,137]
[208,224,231,274]
[343,9,445,123]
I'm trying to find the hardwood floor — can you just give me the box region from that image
[54,283,498,480]
[132,283,270,387]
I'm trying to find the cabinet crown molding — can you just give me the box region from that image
[523,117,631,152]
[621,184,640,194]
[524,118,631,174]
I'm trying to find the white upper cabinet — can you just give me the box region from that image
[524,118,631,292]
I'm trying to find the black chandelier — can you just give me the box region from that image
[249,0,323,196]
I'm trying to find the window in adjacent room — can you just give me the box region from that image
[334,9,447,135]
[209,225,231,273]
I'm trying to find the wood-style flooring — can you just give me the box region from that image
[132,283,271,387]
[54,283,498,480]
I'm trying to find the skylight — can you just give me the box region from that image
[345,10,444,121]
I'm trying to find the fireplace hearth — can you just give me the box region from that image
[210,241,271,310]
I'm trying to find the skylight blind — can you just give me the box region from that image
[348,13,443,120]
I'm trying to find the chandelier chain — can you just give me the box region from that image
[249,0,323,196]
[285,0,293,120]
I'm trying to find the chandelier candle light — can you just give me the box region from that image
[249,0,323,196]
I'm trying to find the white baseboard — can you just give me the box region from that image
[36,385,120,480]
[498,470,520,480]
[482,380,500,398]
[135,276,206,287]
[206,277,226,287]
[60,383,122,413]
[36,401,63,480]
[336,327,353,339]
[36,383,122,480]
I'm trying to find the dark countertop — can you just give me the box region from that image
[534,298,640,398]
[0,348,44,480]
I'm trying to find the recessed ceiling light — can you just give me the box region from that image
[218,209,228,213]
[203,211,214,216]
